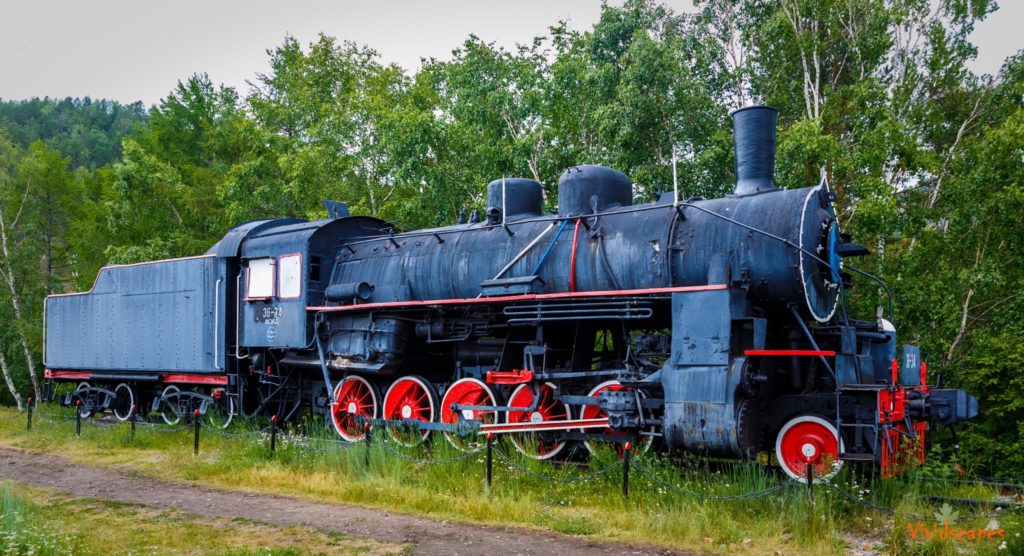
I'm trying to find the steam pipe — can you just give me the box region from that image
[569,218,582,292]
[531,219,569,276]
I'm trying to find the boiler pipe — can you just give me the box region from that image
[569,218,581,292]
[531,219,569,276]
[490,222,556,281]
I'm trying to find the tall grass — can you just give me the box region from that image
[1,406,1020,555]
[0,483,77,554]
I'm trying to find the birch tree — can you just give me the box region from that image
[0,136,41,402]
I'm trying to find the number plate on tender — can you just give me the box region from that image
[254,305,283,325]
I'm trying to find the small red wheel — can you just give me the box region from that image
[331,376,379,442]
[775,415,844,481]
[382,376,437,446]
[506,382,570,460]
[580,380,652,456]
[440,378,497,451]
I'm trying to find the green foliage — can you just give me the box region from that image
[0,96,146,168]
[0,483,76,554]
[0,0,1021,475]
[0,480,394,555]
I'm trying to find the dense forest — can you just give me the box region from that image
[0,0,1020,475]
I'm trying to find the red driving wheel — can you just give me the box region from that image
[331,376,378,442]
[440,378,497,451]
[580,380,652,456]
[775,415,844,481]
[507,382,570,460]
[382,376,437,446]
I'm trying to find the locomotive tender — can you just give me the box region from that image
[44,106,976,479]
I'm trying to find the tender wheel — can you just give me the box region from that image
[204,388,234,429]
[331,376,379,442]
[507,382,570,460]
[775,415,844,482]
[440,378,497,451]
[75,382,92,418]
[160,385,181,425]
[382,376,437,446]
[112,383,135,422]
[580,380,652,456]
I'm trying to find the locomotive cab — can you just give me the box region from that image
[236,215,389,349]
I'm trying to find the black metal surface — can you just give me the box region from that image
[731,106,778,195]
[557,165,632,216]
[487,178,544,220]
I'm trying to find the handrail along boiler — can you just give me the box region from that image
[42,106,976,478]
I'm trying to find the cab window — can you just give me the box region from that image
[247,258,275,299]
[278,254,302,299]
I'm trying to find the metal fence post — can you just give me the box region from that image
[364,423,372,468]
[486,433,494,489]
[26,397,32,431]
[193,409,201,455]
[806,461,814,507]
[270,415,278,458]
[130,405,136,443]
[75,400,82,437]
[622,441,632,498]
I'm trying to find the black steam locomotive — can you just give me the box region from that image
[44,106,975,479]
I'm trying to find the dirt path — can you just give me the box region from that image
[0,447,681,555]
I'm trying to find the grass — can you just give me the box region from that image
[0,481,404,555]
[0,406,1020,555]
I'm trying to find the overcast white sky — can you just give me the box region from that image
[0,0,1021,107]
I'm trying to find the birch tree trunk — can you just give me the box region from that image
[0,351,23,411]
[0,203,42,402]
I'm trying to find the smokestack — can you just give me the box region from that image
[731,106,778,196]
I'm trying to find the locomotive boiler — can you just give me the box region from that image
[43,106,976,479]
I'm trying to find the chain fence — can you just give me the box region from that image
[822,480,1021,524]
[630,458,798,501]
[491,443,619,483]
[375,435,484,465]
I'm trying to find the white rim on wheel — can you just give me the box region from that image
[113,383,134,422]
[440,377,497,452]
[206,388,234,429]
[775,415,844,482]
[160,385,181,425]
[331,376,378,442]
[507,382,570,460]
[75,382,91,418]
[382,376,437,446]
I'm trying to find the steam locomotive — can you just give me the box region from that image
[43,106,976,479]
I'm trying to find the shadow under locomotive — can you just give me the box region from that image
[42,106,977,480]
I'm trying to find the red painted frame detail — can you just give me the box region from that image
[744,349,837,357]
[478,417,610,435]
[307,284,727,313]
[485,369,534,385]
[160,374,229,385]
[44,369,93,380]
[45,369,227,385]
